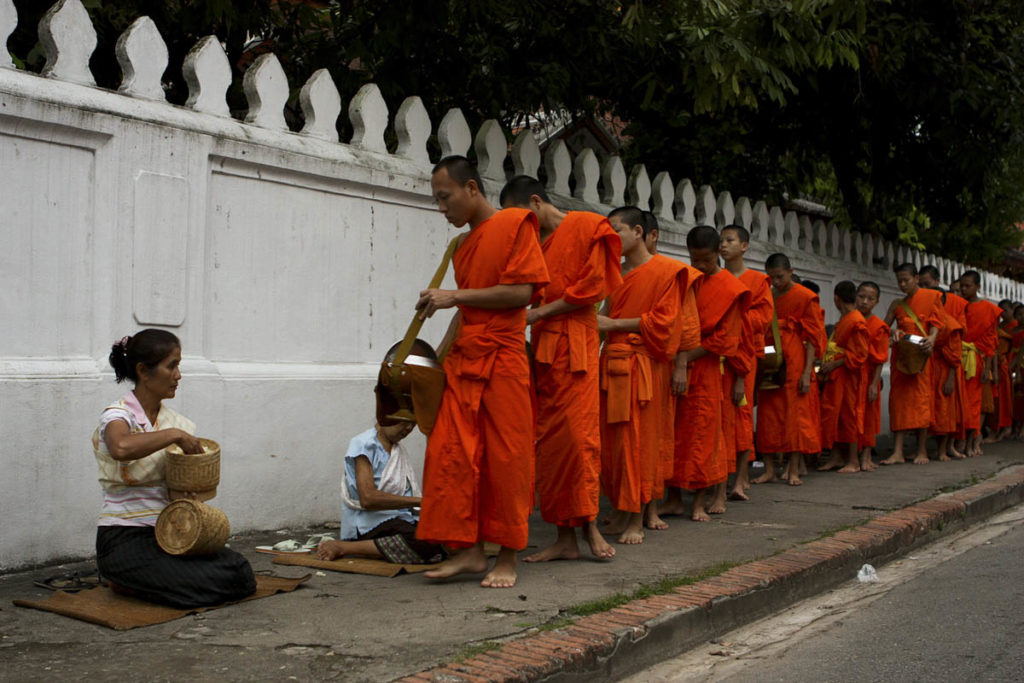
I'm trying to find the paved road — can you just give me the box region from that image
[631,504,1024,682]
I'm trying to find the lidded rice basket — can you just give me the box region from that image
[165,438,220,501]
[155,499,230,556]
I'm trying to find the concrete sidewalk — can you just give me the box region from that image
[2,444,1023,682]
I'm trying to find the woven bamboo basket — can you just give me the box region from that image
[165,438,220,501]
[155,499,230,556]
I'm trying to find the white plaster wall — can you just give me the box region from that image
[2,1,1021,569]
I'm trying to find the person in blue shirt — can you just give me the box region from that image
[316,420,445,564]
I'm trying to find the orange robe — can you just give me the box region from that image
[820,310,869,447]
[417,208,549,550]
[755,284,827,454]
[889,288,944,432]
[600,255,695,513]
[670,269,749,490]
[656,268,702,498]
[730,269,774,461]
[943,293,970,438]
[963,299,1002,431]
[858,314,890,449]
[1011,328,1024,420]
[531,212,622,527]
[929,310,964,436]
[722,314,756,474]
[992,321,1016,429]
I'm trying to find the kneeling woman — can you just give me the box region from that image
[93,329,256,608]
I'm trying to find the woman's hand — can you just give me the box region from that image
[176,430,204,454]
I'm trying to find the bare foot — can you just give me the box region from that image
[706,484,727,515]
[913,453,930,465]
[480,549,517,588]
[617,514,645,544]
[949,444,967,459]
[786,472,803,486]
[644,507,669,530]
[584,523,615,559]
[317,540,345,560]
[752,469,777,484]
[524,531,579,563]
[837,463,860,473]
[657,499,688,517]
[817,455,844,472]
[880,454,906,465]
[691,506,711,522]
[602,509,630,535]
[728,486,750,501]
[938,453,952,462]
[859,455,877,472]
[424,545,489,580]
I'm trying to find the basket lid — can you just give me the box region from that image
[155,499,204,554]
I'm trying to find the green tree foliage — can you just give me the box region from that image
[7,0,1023,264]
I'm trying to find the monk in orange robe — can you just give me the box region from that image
[498,175,622,562]
[880,263,943,465]
[918,262,970,457]
[754,253,827,486]
[927,294,965,461]
[985,300,1016,442]
[416,157,549,589]
[597,206,697,544]
[817,281,870,473]
[1010,305,1024,438]
[658,226,748,521]
[959,270,1002,457]
[855,281,888,470]
[719,225,773,500]
[919,265,970,455]
[637,211,703,532]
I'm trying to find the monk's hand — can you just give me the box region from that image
[732,377,745,405]
[671,365,689,395]
[417,288,457,320]
[943,375,955,396]
[868,382,879,402]
[596,315,614,332]
[526,309,542,325]
[920,337,934,353]
[798,372,812,394]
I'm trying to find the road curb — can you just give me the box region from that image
[397,465,1024,682]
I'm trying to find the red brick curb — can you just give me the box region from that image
[396,465,1024,683]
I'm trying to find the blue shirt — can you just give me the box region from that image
[340,428,418,540]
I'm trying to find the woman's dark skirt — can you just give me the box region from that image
[96,526,256,609]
